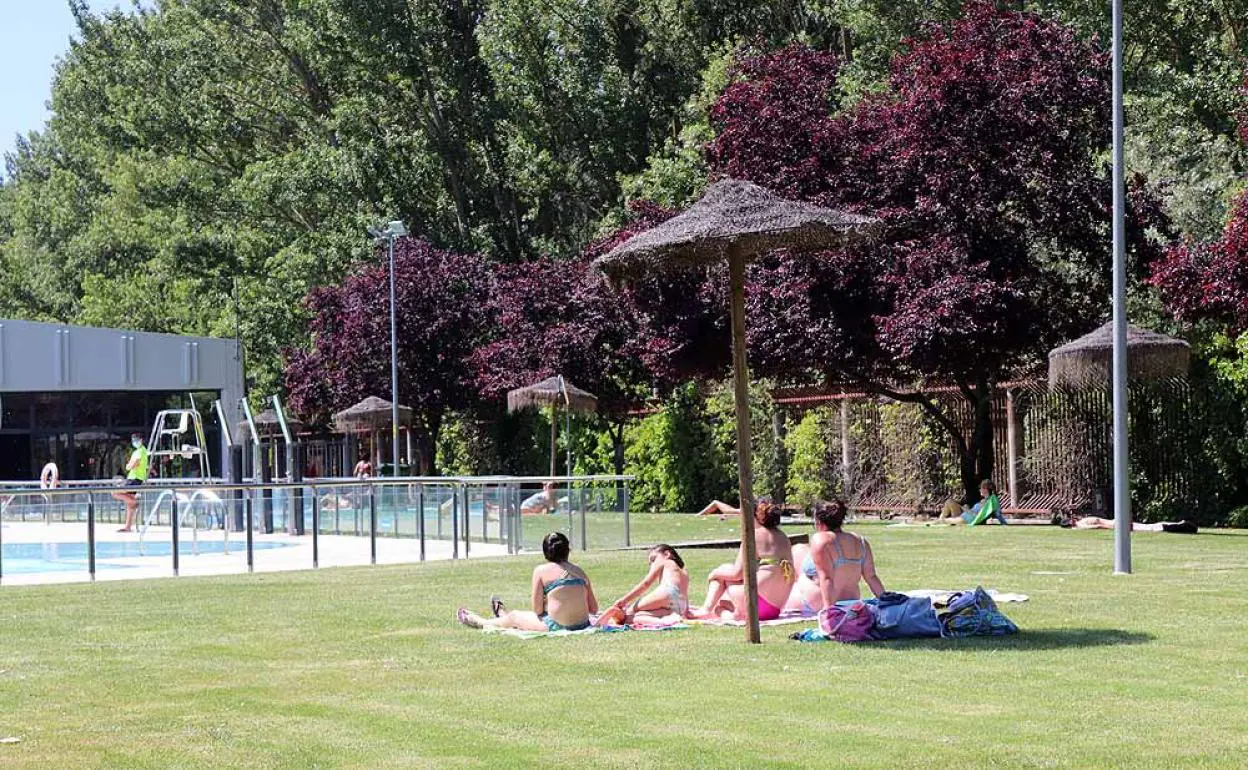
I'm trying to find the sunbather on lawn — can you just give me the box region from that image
[938,479,1008,525]
[597,544,689,626]
[1065,515,1197,533]
[457,532,599,631]
[806,500,886,606]
[689,497,795,622]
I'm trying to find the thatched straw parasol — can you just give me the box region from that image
[508,376,598,477]
[1049,322,1190,388]
[238,409,306,439]
[332,396,413,434]
[593,178,883,644]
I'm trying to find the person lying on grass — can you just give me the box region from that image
[1058,515,1198,534]
[457,531,599,632]
[689,497,795,622]
[596,544,690,626]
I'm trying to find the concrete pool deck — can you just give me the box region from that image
[0,522,511,586]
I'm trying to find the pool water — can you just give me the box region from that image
[1,540,290,574]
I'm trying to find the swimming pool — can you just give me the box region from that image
[1,540,291,574]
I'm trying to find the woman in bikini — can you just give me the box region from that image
[690,497,795,622]
[784,537,822,617]
[807,500,885,606]
[457,532,599,632]
[598,544,689,626]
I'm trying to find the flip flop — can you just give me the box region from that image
[490,595,505,618]
[456,608,482,629]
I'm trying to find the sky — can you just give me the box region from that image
[0,1,129,160]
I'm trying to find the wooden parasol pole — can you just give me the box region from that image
[728,247,761,644]
[549,404,558,478]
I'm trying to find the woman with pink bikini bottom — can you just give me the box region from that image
[689,497,795,623]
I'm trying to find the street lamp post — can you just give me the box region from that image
[369,220,408,479]
[1111,0,1131,574]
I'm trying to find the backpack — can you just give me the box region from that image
[818,601,875,642]
[937,587,1019,638]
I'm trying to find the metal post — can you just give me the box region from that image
[840,399,852,496]
[417,484,426,562]
[311,492,320,569]
[1006,389,1020,509]
[389,234,401,480]
[171,495,180,577]
[579,483,587,551]
[462,484,471,558]
[451,485,460,560]
[369,484,378,565]
[87,495,96,581]
[245,493,254,573]
[623,482,631,548]
[1111,0,1132,575]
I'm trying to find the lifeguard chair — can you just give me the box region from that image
[147,408,212,479]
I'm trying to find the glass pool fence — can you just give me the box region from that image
[0,475,633,583]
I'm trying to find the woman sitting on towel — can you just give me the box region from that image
[807,500,885,606]
[784,538,822,617]
[457,532,599,632]
[690,497,795,622]
[597,544,690,626]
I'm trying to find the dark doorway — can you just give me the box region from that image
[0,433,33,481]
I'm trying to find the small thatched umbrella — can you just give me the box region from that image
[508,376,598,477]
[1048,322,1190,388]
[238,409,306,439]
[333,397,413,470]
[593,178,883,644]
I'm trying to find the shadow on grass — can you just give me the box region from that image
[879,628,1154,652]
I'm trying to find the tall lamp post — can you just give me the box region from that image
[368,219,408,478]
[1110,0,1131,574]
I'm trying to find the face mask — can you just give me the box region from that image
[132,440,141,448]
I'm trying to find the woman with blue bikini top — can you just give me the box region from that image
[457,532,599,632]
[807,500,885,607]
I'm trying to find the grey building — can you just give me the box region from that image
[0,319,244,481]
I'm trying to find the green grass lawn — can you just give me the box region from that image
[1,524,1246,769]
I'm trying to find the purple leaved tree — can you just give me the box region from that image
[707,3,1130,503]
[284,238,493,473]
[470,202,679,476]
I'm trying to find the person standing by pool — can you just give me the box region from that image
[112,434,149,532]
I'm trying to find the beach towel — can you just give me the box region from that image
[479,621,689,640]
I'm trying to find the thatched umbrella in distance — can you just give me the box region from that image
[333,396,414,470]
[237,409,306,439]
[1048,322,1190,388]
[508,376,599,477]
[593,178,883,644]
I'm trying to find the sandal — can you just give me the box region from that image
[489,595,505,618]
[456,608,482,629]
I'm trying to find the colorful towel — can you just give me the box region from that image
[686,614,811,628]
[480,622,689,639]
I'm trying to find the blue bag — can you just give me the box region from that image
[870,592,942,640]
[937,586,1019,638]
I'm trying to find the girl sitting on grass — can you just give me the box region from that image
[597,544,690,626]
[456,532,599,632]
